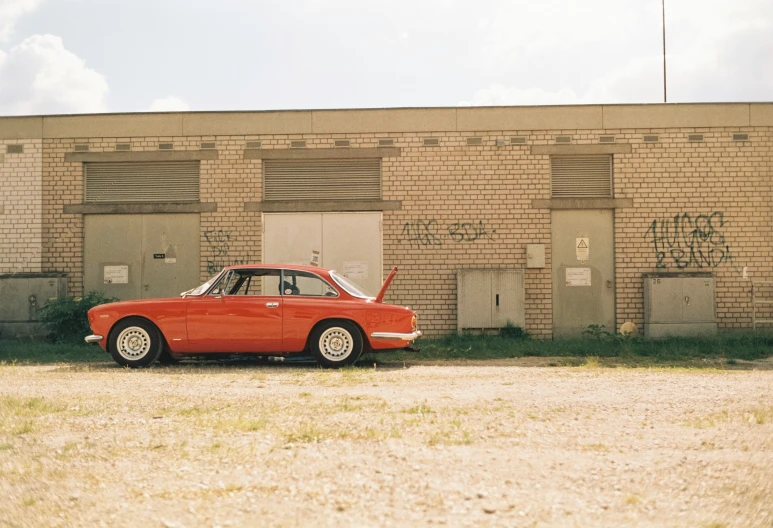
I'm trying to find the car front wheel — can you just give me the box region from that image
[310,320,363,368]
[109,317,164,368]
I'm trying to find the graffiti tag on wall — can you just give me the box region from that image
[643,212,733,269]
[204,229,248,274]
[400,219,495,249]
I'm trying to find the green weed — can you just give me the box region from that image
[404,404,433,415]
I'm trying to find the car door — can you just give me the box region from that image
[186,269,283,352]
[279,269,342,352]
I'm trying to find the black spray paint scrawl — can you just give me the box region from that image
[643,212,733,269]
[204,229,247,274]
[400,219,495,249]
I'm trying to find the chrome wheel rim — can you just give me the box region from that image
[116,326,152,361]
[318,327,353,362]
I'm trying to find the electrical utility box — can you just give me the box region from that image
[642,272,717,338]
[0,273,68,338]
[457,269,525,333]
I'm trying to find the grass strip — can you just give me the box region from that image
[370,333,773,363]
[0,340,107,364]
[1,333,771,365]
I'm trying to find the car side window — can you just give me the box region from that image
[225,269,281,296]
[281,270,338,297]
[208,271,232,296]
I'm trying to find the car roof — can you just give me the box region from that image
[222,263,333,274]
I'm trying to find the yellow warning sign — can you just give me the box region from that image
[576,237,589,260]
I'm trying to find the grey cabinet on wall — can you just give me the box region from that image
[643,272,717,337]
[457,269,525,332]
[0,273,68,338]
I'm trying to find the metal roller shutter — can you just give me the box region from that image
[551,155,612,198]
[85,162,200,203]
[263,159,381,201]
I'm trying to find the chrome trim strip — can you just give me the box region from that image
[370,330,423,341]
[85,334,104,343]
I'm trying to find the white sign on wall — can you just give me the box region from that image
[576,238,589,261]
[343,261,368,279]
[565,267,591,287]
[104,265,129,284]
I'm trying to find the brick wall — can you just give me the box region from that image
[198,136,262,280]
[37,123,772,337]
[1,140,42,274]
[43,138,85,295]
[381,132,552,337]
[614,127,773,330]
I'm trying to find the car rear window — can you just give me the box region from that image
[330,271,374,299]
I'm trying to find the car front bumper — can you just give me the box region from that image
[85,334,104,344]
[370,330,423,341]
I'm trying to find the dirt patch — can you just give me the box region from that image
[1,363,772,527]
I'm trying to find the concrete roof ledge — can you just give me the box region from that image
[602,103,751,129]
[457,106,603,131]
[0,116,43,140]
[183,111,313,136]
[0,103,770,139]
[750,103,773,126]
[42,113,184,139]
[311,108,457,134]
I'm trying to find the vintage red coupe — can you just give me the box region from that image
[85,265,421,368]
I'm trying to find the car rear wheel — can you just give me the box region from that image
[310,320,363,368]
[109,317,164,368]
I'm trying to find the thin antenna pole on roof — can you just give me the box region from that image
[662,0,668,103]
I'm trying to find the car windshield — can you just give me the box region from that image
[330,271,374,299]
[183,271,224,297]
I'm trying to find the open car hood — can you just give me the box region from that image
[375,266,398,303]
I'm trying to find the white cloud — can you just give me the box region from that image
[0,0,40,42]
[148,96,189,112]
[0,34,109,115]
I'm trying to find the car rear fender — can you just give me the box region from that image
[305,318,372,353]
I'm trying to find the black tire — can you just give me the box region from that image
[157,348,181,365]
[310,320,363,368]
[108,317,164,368]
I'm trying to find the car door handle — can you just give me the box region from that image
[266,302,279,308]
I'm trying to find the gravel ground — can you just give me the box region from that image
[1,360,772,528]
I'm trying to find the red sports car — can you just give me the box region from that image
[85,265,421,368]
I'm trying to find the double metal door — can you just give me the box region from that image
[84,214,200,300]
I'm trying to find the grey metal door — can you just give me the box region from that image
[141,214,201,298]
[492,270,526,328]
[84,214,200,300]
[551,210,615,338]
[84,215,143,300]
[263,212,383,296]
[457,270,493,330]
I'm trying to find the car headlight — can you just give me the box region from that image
[411,315,417,331]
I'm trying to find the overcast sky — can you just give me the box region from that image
[0,0,771,115]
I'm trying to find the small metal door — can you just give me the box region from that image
[551,210,615,338]
[457,270,493,330]
[492,271,526,328]
[682,277,716,322]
